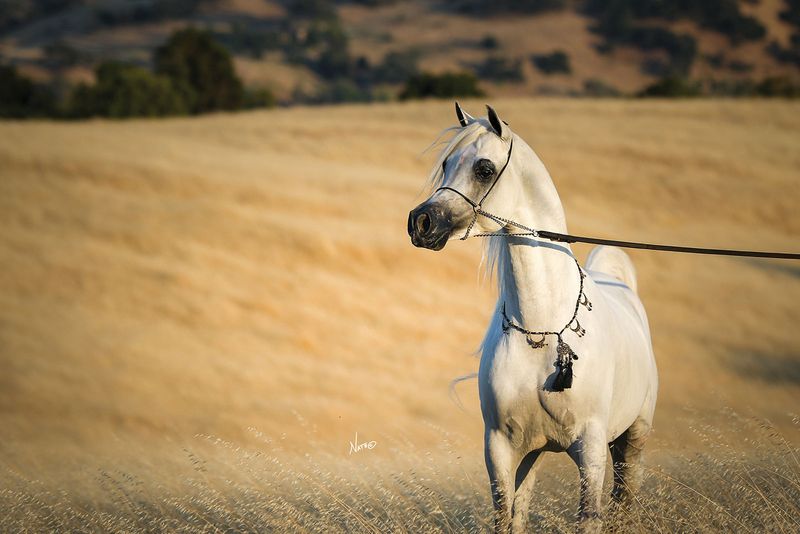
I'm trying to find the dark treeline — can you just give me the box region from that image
[1,28,273,119]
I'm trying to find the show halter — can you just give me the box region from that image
[433,133,800,391]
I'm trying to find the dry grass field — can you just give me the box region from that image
[1,99,799,531]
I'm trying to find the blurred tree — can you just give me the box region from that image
[583,78,621,97]
[454,0,566,16]
[0,64,56,118]
[476,56,524,82]
[154,28,244,113]
[243,87,276,109]
[585,0,765,45]
[637,75,702,97]
[0,0,81,34]
[756,76,800,98]
[42,40,83,69]
[288,0,337,21]
[399,72,484,100]
[68,61,188,118]
[371,50,419,84]
[479,35,499,50]
[532,50,571,74]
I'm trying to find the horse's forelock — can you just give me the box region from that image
[423,120,489,193]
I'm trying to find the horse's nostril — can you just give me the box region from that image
[416,213,431,235]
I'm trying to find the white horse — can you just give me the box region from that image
[407,104,658,533]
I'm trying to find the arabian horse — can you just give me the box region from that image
[407,104,658,533]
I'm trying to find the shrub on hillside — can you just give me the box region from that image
[453,0,566,16]
[67,62,188,118]
[603,25,697,76]
[288,0,337,21]
[315,79,373,103]
[0,0,81,35]
[584,0,767,76]
[532,50,571,75]
[312,22,352,80]
[92,0,205,27]
[638,76,702,97]
[756,76,800,98]
[479,35,499,50]
[767,34,800,68]
[475,56,524,82]
[399,72,484,100]
[42,40,85,69]
[341,0,398,5]
[0,64,57,118]
[705,76,800,98]
[227,23,283,59]
[288,17,357,81]
[243,88,276,109]
[583,78,621,97]
[371,50,419,84]
[585,0,765,45]
[781,0,800,28]
[154,28,244,113]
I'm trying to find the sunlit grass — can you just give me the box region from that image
[2,412,797,533]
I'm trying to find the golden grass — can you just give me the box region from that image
[0,98,799,530]
[2,412,798,532]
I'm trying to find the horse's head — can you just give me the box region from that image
[408,103,515,251]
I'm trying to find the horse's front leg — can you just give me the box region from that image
[567,423,607,534]
[510,449,543,533]
[485,430,518,534]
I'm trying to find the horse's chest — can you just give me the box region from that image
[479,343,578,451]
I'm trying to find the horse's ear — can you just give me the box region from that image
[486,104,506,139]
[454,101,473,127]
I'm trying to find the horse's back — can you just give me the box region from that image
[586,246,657,437]
[586,245,637,293]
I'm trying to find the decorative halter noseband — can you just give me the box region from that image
[435,138,516,241]
[433,136,589,391]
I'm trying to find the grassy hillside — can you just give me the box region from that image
[1,98,799,530]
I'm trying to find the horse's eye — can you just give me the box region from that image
[474,159,495,182]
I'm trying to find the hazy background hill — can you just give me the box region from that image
[2,0,800,106]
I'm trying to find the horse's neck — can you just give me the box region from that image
[496,141,579,330]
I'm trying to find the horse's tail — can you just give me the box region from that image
[585,245,638,293]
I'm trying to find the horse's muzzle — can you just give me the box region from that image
[408,202,452,251]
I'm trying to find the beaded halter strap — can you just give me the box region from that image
[500,256,592,391]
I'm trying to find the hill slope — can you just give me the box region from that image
[1,0,799,101]
[1,99,799,482]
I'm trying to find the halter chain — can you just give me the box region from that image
[500,256,592,392]
[433,136,587,392]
